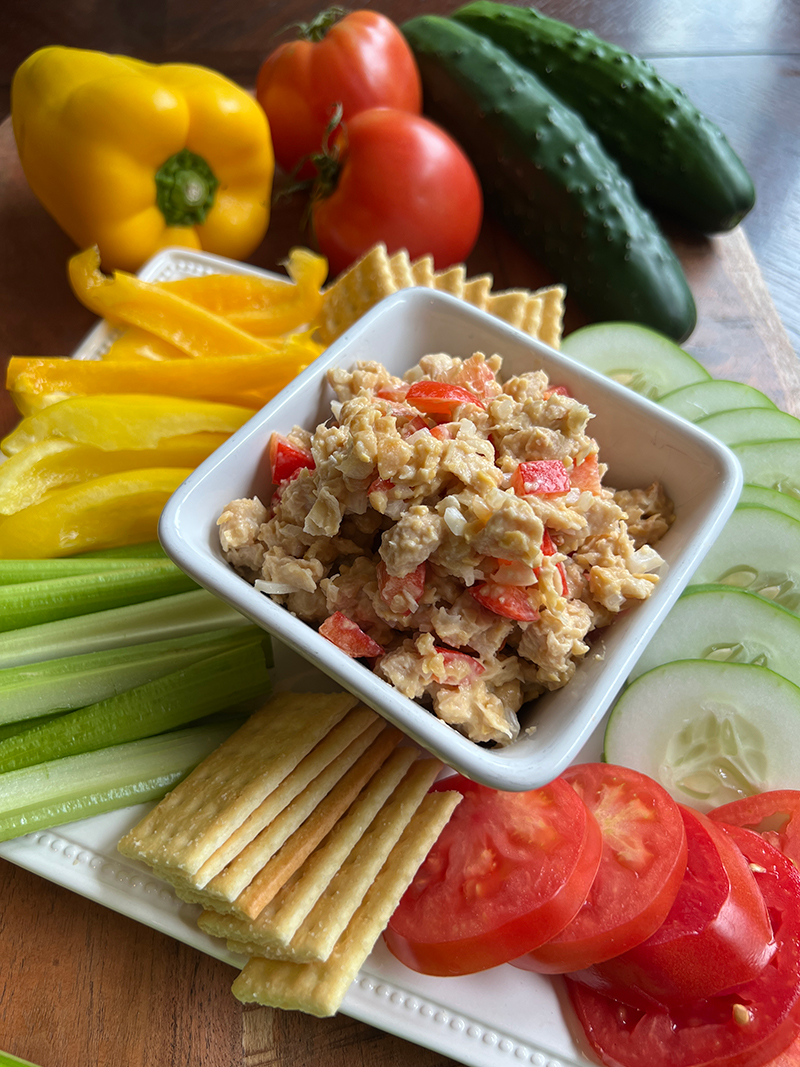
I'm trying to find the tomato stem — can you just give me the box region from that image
[290,6,348,43]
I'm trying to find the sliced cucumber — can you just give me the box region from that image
[739,484,800,524]
[732,439,800,499]
[696,407,800,446]
[604,659,800,810]
[658,379,776,422]
[560,322,710,400]
[629,584,800,686]
[690,504,800,613]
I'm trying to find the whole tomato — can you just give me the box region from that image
[311,108,483,275]
[256,8,422,176]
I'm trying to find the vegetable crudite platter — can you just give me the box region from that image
[2,4,800,1067]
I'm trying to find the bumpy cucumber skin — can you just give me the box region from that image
[402,16,696,343]
[453,2,755,234]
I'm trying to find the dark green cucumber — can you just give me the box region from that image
[402,16,696,342]
[453,2,755,234]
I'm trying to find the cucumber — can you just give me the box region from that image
[453,2,755,234]
[732,439,800,498]
[658,380,776,422]
[628,584,800,686]
[739,484,800,524]
[696,407,800,446]
[604,660,800,810]
[402,16,697,342]
[560,321,709,399]
[690,504,800,614]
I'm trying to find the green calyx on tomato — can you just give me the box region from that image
[288,6,349,43]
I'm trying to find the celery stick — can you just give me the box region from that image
[0,588,251,669]
[0,712,66,741]
[0,557,166,585]
[0,625,269,725]
[75,540,168,559]
[0,720,241,841]
[0,642,270,773]
[0,1048,45,1067]
[0,561,199,632]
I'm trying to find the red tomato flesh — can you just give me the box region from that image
[255,9,422,178]
[572,806,775,1009]
[709,791,800,870]
[512,460,572,496]
[268,432,315,484]
[405,380,484,416]
[513,763,688,974]
[384,774,603,976]
[469,581,540,622]
[318,612,383,658]
[566,825,800,1067]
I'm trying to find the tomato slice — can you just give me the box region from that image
[566,826,800,1067]
[573,806,775,1009]
[384,774,603,976]
[376,560,426,615]
[318,612,383,658]
[512,460,572,496]
[469,581,540,622]
[513,763,688,974]
[709,791,800,869]
[405,380,484,415]
[268,432,315,484]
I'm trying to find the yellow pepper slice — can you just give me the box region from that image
[68,247,288,359]
[0,435,229,516]
[8,337,323,413]
[103,327,189,362]
[0,468,193,558]
[2,394,251,456]
[12,47,274,272]
[160,248,328,337]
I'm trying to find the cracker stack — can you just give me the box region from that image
[316,242,566,349]
[118,691,460,1017]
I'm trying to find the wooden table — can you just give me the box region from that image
[1,2,799,1065]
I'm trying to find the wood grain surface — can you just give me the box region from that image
[1,2,799,1065]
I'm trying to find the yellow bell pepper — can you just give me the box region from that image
[69,247,285,358]
[103,327,189,362]
[11,47,274,272]
[0,435,229,516]
[0,469,193,558]
[8,338,323,413]
[2,394,252,457]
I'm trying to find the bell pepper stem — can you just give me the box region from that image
[155,149,219,227]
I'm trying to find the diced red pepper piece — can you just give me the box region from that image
[377,560,426,615]
[432,646,485,686]
[399,415,429,438]
[469,582,540,622]
[319,612,383,658]
[512,460,571,496]
[429,424,455,440]
[571,453,602,494]
[368,476,394,495]
[541,528,557,555]
[544,384,572,398]
[456,357,497,401]
[406,380,484,416]
[268,432,315,484]
[375,384,409,402]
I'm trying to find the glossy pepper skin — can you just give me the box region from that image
[11,47,275,271]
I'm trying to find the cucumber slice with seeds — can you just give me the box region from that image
[560,322,710,400]
[690,504,800,613]
[732,439,800,498]
[658,379,777,421]
[696,407,800,446]
[604,660,800,810]
[629,584,800,686]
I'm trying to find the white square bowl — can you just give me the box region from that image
[159,285,742,791]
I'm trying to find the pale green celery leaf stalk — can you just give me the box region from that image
[0,719,242,842]
[0,588,252,669]
[0,625,268,725]
[0,557,172,585]
[0,561,199,632]
[0,640,271,773]
[75,541,167,559]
